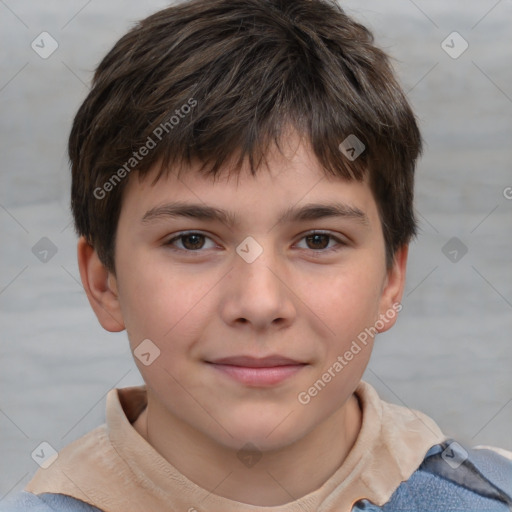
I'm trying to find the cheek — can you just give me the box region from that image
[296,269,380,411]
[116,256,218,358]
[305,263,383,337]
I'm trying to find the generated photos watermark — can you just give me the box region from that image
[31,441,58,469]
[441,31,469,59]
[338,134,366,161]
[133,338,161,366]
[31,31,59,59]
[297,302,402,405]
[441,441,469,469]
[93,98,197,200]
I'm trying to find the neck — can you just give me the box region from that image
[133,393,362,507]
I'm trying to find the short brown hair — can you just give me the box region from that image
[70,0,422,272]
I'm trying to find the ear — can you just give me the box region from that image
[376,245,408,333]
[77,236,125,332]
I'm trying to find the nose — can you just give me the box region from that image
[219,241,297,331]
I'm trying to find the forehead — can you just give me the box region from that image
[120,135,378,229]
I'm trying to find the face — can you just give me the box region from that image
[86,134,406,453]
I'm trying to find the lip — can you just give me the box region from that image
[205,355,308,387]
[209,355,304,367]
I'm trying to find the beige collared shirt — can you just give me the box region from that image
[25,381,446,511]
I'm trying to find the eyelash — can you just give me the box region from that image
[164,231,347,255]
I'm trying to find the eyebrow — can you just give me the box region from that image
[141,201,369,228]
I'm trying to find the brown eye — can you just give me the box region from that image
[295,231,346,253]
[180,234,205,250]
[165,232,216,251]
[305,234,330,250]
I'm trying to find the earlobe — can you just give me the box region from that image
[376,245,408,333]
[77,236,125,332]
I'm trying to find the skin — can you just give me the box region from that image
[77,132,408,506]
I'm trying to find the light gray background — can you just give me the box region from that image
[1,0,511,499]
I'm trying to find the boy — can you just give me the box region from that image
[2,0,511,510]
